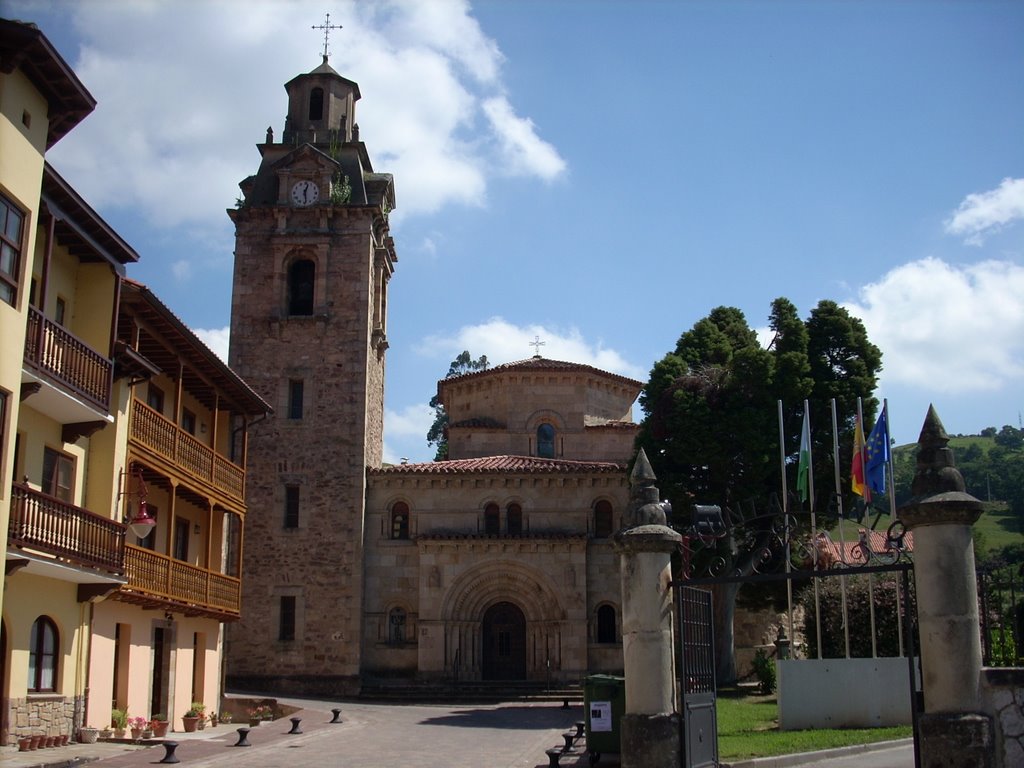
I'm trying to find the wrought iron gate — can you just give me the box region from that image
[676,585,718,768]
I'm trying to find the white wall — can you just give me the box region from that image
[777,658,913,729]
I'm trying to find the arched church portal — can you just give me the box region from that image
[481,602,526,680]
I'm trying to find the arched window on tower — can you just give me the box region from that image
[288,259,315,316]
[596,605,617,644]
[390,501,409,540]
[308,87,324,121]
[484,503,500,535]
[537,423,555,458]
[507,503,522,535]
[594,500,614,538]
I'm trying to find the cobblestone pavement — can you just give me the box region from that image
[0,699,607,768]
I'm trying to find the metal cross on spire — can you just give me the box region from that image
[530,336,546,357]
[312,12,342,62]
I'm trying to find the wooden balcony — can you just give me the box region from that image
[24,308,112,413]
[118,544,240,620]
[129,399,245,504]
[8,484,125,573]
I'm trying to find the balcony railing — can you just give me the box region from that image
[130,399,246,502]
[8,484,126,573]
[123,545,240,617]
[24,308,113,412]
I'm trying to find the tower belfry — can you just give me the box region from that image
[225,47,396,692]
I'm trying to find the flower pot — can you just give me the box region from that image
[197,718,205,730]
[114,728,126,739]
[248,718,260,727]
[61,735,69,746]
[142,729,154,740]
[79,727,100,744]
[151,720,169,738]
[18,737,31,751]
[130,728,142,740]
[182,716,199,733]
[30,735,43,749]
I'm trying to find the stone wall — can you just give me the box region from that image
[979,667,1024,768]
[6,695,80,743]
[733,604,805,678]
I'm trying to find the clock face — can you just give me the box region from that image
[290,180,320,207]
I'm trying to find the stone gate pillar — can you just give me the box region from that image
[898,406,994,767]
[613,449,681,767]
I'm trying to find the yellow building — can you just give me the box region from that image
[0,19,270,743]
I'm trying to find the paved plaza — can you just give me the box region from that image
[0,699,605,768]
[0,698,914,768]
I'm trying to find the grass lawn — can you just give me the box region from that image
[716,690,912,760]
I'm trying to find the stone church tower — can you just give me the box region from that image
[226,54,396,694]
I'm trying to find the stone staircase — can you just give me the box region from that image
[358,679,584,705]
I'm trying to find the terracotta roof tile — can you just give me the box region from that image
[814,528,914,566]
[370,455,625,476]
[438,356,643,393]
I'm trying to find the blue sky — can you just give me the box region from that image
[13,0,1024,463]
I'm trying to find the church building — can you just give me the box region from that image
[226,52,638,694]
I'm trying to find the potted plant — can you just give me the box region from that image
[128,716,148,741]
[208,711,218,727]
[181,708,201,733]
[190,702,207,730]
[99,725,113,740]
[150,715,169,738]
[78,726,100,744]
[111,708,128,738]
[219,710,233,724]
[247,704,270,726]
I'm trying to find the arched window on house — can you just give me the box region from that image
[537,423,555,458]
[594,500,614,538]
[288,259,315,316]
[390,501,409,540]
[484,503,500,535]
[28,616,58,692]
[507,503,523,535]
[388,607,406,645]
[308,87,324,121]
[596,605,617,644]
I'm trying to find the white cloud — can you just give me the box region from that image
[945,177,1024,245]
[418,318,646,381]
[193,326,230,363]
[482,97,567,181]
[382,403,436,464]
[34,0,563,254]
[171,260,192,281]
[845,258,1024,393]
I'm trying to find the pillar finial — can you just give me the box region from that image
[898,405,982,528]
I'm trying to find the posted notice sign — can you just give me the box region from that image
[590,701,612,732]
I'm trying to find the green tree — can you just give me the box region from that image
[426,351,488,460]
[636,298,882,682]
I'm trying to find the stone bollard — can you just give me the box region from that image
[329,708,343,723]
[612,449,682,768]
[159,741,180,764]
[233,727,251,747]
[287,717,302,734]
[899,406,993,768]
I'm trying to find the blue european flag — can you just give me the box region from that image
[866,405,890,495]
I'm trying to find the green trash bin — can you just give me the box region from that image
[584,674,625,764]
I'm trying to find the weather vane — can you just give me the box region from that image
[312,12,342,61]
[530,336,546,356]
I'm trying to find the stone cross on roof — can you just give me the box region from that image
[312,12,342,62]
[530,336,546,357]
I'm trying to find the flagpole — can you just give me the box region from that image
[831,399,851,659]
[859,397,878,659]
[882,398,904,656]
[804,399,822,660]
[778,400,794,652]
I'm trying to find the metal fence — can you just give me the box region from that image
[978,564,1024,667]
